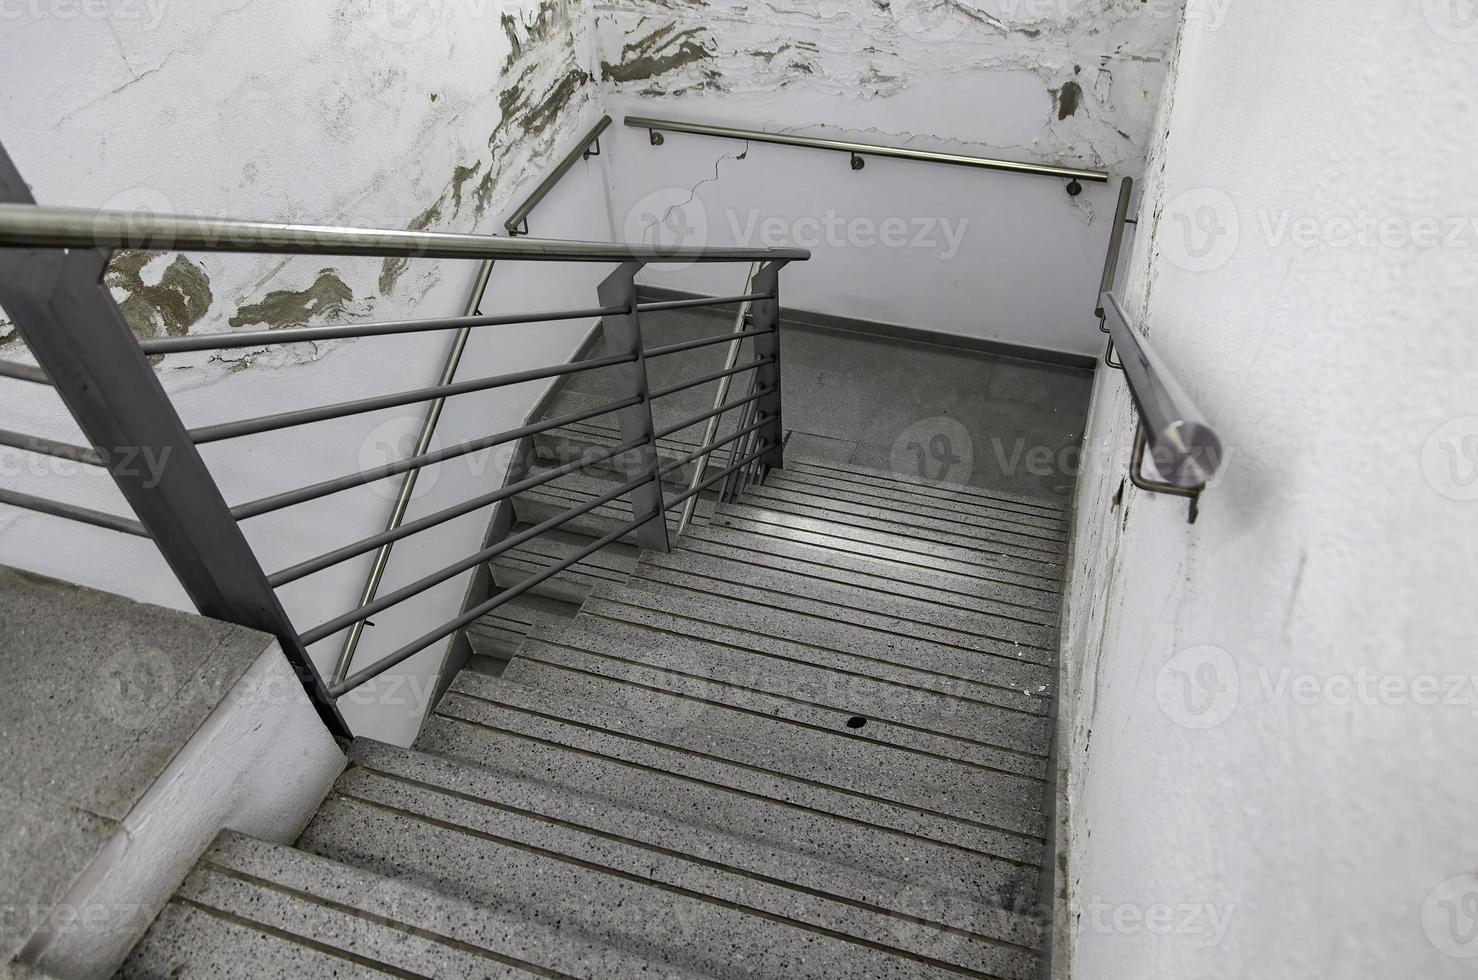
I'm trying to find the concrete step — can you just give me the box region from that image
[715,500,1064,591]
[487,526,639,605]
[424,673,1046,866]
[333,739,1045,974]
[532,389,755,491]
[299,755,1037,979]
[784,458,1069,517]
[486,644,1047,838]
[678,522,1061,627]
[512,613,1051,759]
[121,830,665,978]
[509,468,718,545]
[766,468,1069,537]
[702,509,1061,611]
[464,593,582,666]
[581,583,1053,710]
[635,549,1059,661]
[742,483,1067,570]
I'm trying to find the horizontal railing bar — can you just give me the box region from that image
[1100,292,1223,489]
[505,115,612,235]
[0,361,50,385]
[0,429,107,465]
[628,115,1109,184]
[140,304,625,355]
[652,386,773,441]
[649,356,774,400]
[0,487,149,536]
[638,293,772,315]
[664,440,771,512]
[299,468,655,647]
[331,513,644,697]
[267,434,647,587]
[657,415,771,479]
[644,326,772,361]
[0,203,811,263]
[190,351,638,444]
[231,394,640,520]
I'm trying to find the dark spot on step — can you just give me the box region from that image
[846,716,867,730]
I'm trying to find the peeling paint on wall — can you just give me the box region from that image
[228,269,359,331]
[593,0,1185,174]
[105,251,214,343]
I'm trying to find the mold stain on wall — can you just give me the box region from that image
[229,269,358,331]
[104,251,214,343]
[592,0,1186,173]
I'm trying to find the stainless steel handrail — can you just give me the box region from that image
[0,204,811,262]
[1099,292,1223,491]
[330,113,787,685]
[677,262,760,536]
[628,115,1109,186]
[1097,178,1136,320]
[505,115,611,236]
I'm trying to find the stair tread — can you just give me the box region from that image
[429,674,1046,864]
[337,739,1045,964]
[300,785,1031,979]
[122,830,665,979]
[785,458,1069,514]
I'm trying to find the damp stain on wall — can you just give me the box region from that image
[601,23,715,85]
[229,269,357,331]
[104,251,215,343]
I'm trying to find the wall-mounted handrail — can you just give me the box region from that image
[0,203,811,263]
[1099,291,1223,495]
[627,115,1109,189]
[505,115,611,237]
[1097,178,1136,320]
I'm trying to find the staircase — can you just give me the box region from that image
[122,455,1069,979]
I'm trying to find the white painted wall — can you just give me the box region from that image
[1059,2,1478,976]
[0,0,615,744]
[596,0,1186,355]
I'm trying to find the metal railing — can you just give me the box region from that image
[1095,176,1223,520]
[628,115,1110,194]
[0,137,807,734]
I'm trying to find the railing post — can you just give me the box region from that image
[0,142,348,735]
[596,261,670,553]
[749,260,788,470]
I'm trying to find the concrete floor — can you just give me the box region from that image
[779,321,1094,502]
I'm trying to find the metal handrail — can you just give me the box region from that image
[628,115,1109,188]
[0,134,802,726]
[678,262,761,536]
[1099,292,1223,492]
[0,203,810,262]
[505,115,610,236]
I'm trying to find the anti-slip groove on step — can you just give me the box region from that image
[580,598,1052,714]
[786,458,1068,515]
[433,692,1049,850]
[766,469,1069,532]
[342,761,1043,966]
[510,640,1052,774]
